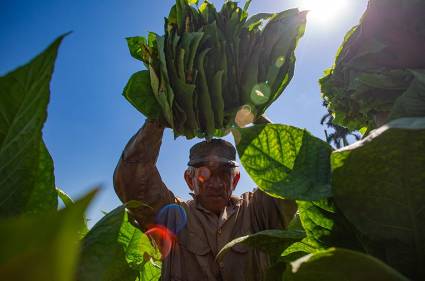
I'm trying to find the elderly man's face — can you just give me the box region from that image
[184,162,240,215]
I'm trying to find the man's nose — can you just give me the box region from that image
[205,175,224,189]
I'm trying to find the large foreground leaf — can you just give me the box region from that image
[288,199,365,261]
[283,248,409,281]
[332,117,425,279]
[77,206,161,281]
[294,201,334,250]
[233,124,332,200]
[0,190,96,281]
[25,141,56,215]
[0,34,68,217]
[281,237,320,261]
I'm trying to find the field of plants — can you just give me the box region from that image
[0,0,424,280]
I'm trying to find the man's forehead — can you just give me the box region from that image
[188,139,237,167]
[203,155,226,163]
[196,161,230,169]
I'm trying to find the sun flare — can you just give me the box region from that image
[298,0,349,23]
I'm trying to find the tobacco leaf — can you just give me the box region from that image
[332,117,425,279]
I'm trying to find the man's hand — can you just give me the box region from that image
[121,119,165,164]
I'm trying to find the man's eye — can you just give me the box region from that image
[196,167,211,182]
[197,176,206,183]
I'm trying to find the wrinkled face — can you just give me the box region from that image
[184,163,240,215]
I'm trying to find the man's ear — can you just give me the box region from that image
[232,170,240,190]
[184,169,195,191]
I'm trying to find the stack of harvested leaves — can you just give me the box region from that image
[320,0,425,131]
[124,0,307,139]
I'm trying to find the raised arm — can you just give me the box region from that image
[113,119,175,230]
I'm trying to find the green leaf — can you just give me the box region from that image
[77,206,161,281]
[249,9,306,116]
[295,200,358,246]
[283,248,410,281]
[125,2,306,140]
[348,70,410,91]
[281,237,321,261]
[186,32,204,78]
[389,70,425,121]
[56,187,90,238]
[297,201,334,248]
[25,141,57,216]
[217,229,305,261]
[0,34,68,217]
[138,259,161,281]
[57,187,74,207]
[288,199,378,262]
[118,214,161,271]
[0,190,96,281]
[243,0,252,14]
[320,0,425,130]
[187,0,198,5]
[124,1,309,140]
[240,46,261,105]
[210,70,225,128]
[332,117,425,279]
[233,124,333,201]
[124,200,154,210]
[196,48,215,139]
[199,1,217,24]
[165,32,198,138]
[126,36,146,62]
[262,10,307,97]
[179,32,201,77]
[123,70,162,119]
[155,35,175,127]
[243,13,273,31]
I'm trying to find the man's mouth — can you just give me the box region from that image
[205,192,225,198]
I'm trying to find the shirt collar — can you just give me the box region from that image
[189,193,241,224]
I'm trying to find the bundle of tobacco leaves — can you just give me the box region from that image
[123,0,307,139]
[320,0,425,131]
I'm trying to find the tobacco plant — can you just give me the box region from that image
[320,0,425,131]
[219,0,425,280]
[124,0,306,139]
[0,35,161,281]
[1,0,424,280]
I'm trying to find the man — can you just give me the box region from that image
[114,119,297,281]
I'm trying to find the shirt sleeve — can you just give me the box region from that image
[243,188,297,231]
[113,119,176,230]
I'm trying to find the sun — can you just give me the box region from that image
[298,0,349,23]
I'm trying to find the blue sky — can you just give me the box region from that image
[0,0,367,225]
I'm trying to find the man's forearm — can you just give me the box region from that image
[121,119,165,165]
[113,119,176,230]
[114,119,166,203]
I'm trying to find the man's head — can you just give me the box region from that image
[184,139,240,215]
